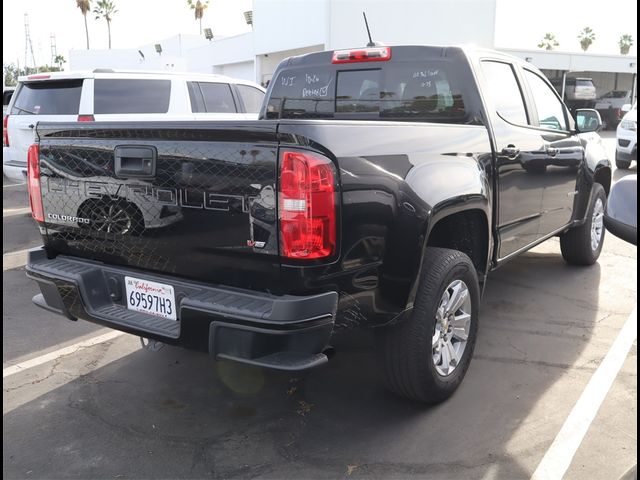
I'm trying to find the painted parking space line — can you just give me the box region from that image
[531,306,637,480]
[3,207,31,217]
[3,248,31,271]
[3,182,26,188]
[3,330,126,378]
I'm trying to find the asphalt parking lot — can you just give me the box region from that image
[3,132,637,480]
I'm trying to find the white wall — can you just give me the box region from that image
[70,49,144,70]
[217,61,255,81]
[186,33,254,72]
[70,49,189,72]
[327,0,497,49]
[253,0,328,55]
[502,48,638,75]
[257,45,325,84]
[137,34,210,61]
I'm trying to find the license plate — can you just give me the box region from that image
[124,276,177,320]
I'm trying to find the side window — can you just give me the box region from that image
[187,81,206,113]
[94,79,171,114]
[198,82,237,113]
[480,61,528,125]
[524,70,567,131]
[236,85,265,113]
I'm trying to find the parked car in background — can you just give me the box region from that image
[550,76,597,110]
[3,86,15,116]
[3,70,265,182]
[616,102,637,169]
[595,90,634,130]
[3,86,16,173]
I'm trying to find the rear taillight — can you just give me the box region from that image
[3,115,9,147]
[27,144,44,222]
[332,46,391,64]
[279,150,337,259]
[78,114,95,122]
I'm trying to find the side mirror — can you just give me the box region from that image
[575,109,602,133]
[621,103,632,113]
[604,175,637,245]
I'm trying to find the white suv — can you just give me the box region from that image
[615,102,637,170]
[3,70,265,182]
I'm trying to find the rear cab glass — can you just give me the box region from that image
[263,47,482,124]
[11,80,83,115]
[94,79,171,114]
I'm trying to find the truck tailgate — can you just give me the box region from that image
[36,121,281,290]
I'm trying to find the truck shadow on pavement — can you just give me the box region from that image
[4,249,607,480]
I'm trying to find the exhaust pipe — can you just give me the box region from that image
[140,337,164,352]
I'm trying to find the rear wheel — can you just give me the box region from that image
[615,151,631,170]
[560,183,606,265]
[376,247,480,403]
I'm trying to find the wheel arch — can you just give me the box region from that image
[404,202,492,311]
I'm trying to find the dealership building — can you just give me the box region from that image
[70,0,637,101]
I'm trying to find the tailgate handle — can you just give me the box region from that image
[114,146,156,178]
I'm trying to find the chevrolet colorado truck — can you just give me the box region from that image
[26,46,611,403]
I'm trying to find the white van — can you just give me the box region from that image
[3,70,266,181]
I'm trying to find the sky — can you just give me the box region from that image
[494,0,637,55]
[2,0,252,68]
[2,0,638,69]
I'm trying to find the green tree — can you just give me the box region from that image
[76,0,91,49]
[578,27,595,52]
[187,0,209,35]
[3,63,62,86]
[3,64,20,86]
[54,55,66,70]
[619,34,634,55]
[94,0,118,49]
[537,33,559,51]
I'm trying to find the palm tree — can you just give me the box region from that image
[578,27,595,52]
[537,33,559,51]
[54,54,66,70]
[187,0,209,35]
[619,34,634,55]
[76,0,91,49]
[93,0,118,49]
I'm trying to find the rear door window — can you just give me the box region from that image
[188,82,237,113]
[11,80,83,115]
[236,85,265,113]
[94,79,171,114]
[480,61,528,125]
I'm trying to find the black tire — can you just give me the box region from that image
[560,183,606,265]
[615,152,631,170]
[376,247,480,403]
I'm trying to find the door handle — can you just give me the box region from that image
[114,146,157,178]
[546,147,559,157]
[502,146,520,158]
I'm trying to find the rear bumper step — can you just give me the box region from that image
[26,247,337,371]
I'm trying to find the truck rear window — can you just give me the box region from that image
[94,79,171,114]
[266,61,467,122]
[11,80,83,115]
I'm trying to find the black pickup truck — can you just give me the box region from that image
[26,46,611,403]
